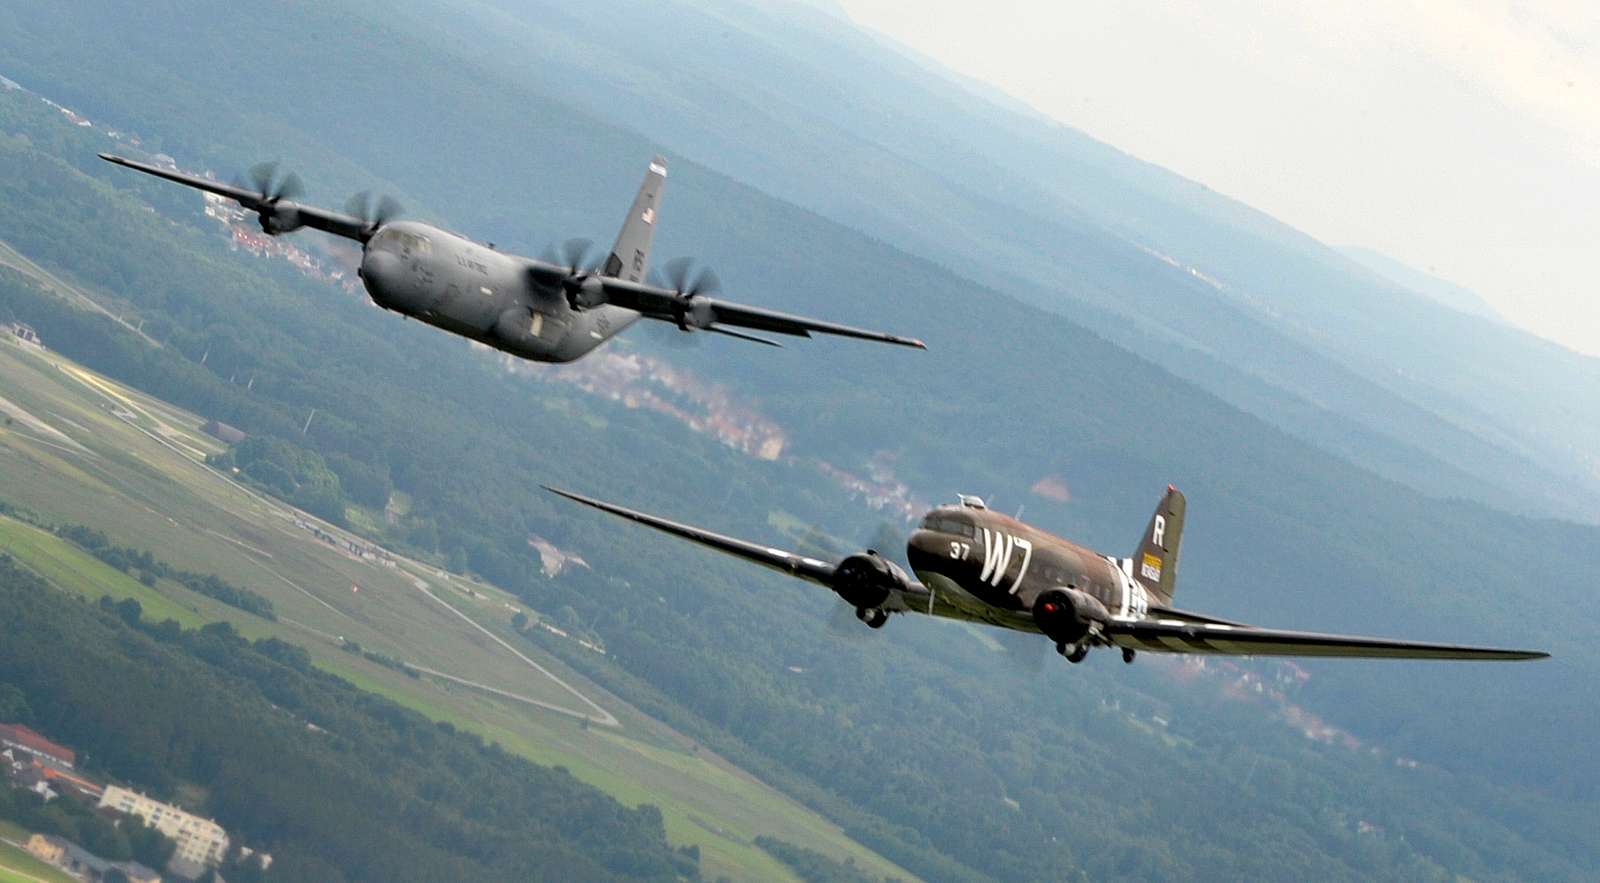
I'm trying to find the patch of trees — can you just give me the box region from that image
[52,522,276,620]
[0,556,692,882]
[209,436,348,526]
[755,836,901,883]
[336,639,418,679]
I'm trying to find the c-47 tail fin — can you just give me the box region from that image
[604,155,667,283]
[1134,485,1185,606]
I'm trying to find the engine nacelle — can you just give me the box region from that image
[1032,588,1111,646]
[831,551,909,611]
[258,204,305,236]
[565,275,606,311]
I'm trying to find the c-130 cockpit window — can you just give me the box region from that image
[920,514,975,538]
[370,228,431,256]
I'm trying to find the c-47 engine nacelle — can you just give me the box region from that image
[1032,587,1111,646]
[831,551,910,611]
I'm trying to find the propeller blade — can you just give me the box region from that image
[826,600,869,641]
[345,191,403,229]
[995,628,1051,674]
[375,194,404,225]
[863,521,909,568]
[344,190,372,221]
[249,161,278,195]
[561,238,597,272]
[276,171,304,203]
[689,266,721,297]
[663,256,694,292]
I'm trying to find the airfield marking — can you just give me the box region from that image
[38,348,623,730]
[199,527,276,559]
[0,238,159,347]
[407,664,616,727]
[404,578,620,727]
[261,566,346,618]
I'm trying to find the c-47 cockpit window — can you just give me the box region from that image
[920,515,974,538]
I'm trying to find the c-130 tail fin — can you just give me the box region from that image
[1132,485,1185,606]
[603,156,667,283]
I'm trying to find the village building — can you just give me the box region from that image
[201,419,246,444]
[0,722,76,769]
[3,321,43,348]
[99,784,229,874]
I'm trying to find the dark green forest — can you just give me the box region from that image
[0,4,1596,880]
[0,555,691,882]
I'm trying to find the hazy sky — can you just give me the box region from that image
[838,1,1600,356]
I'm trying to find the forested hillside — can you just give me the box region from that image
[450,0,1600,522]
[0,556,690,882]
[0,3,1595,880]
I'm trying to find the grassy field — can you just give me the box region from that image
[0,841,74,883]
[0,334,912,882]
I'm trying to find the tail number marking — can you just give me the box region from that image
[979,529,1034,595]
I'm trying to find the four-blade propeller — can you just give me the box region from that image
[344,190,405,238]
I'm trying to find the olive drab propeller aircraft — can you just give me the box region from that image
[546,485,1547,664]
[99,153,926,361]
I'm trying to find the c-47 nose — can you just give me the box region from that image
[904,529,943,575]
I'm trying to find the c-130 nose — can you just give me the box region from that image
[358,248,403,309]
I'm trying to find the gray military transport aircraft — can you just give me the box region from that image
[99,153,925,360]
[547,485,1547,664]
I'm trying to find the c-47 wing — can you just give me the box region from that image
[583,275,926,349]
[545,487,839,587]
[99,153,374,242]
[1105,617,1547,661]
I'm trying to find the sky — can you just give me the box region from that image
[837,1,1600,356]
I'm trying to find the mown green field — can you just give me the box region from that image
[0,336,910,882]
[0,841,74,883]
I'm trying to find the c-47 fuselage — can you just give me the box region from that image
[546,484,1546,665]
[905,499,1153,629]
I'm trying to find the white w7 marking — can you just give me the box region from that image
[980,529,1034,594]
